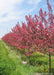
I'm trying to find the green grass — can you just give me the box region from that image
[0,40,54,75]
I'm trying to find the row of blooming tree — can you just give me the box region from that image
[2,0,54,73]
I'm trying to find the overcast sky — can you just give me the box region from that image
[0,0,54,38]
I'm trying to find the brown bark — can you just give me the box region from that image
[28,56,30,66]
[49,49,51,75]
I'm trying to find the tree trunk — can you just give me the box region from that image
[49,49,51,75]
[28,56,30,66]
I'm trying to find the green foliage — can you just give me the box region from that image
[0,40,54,75]
[0,60,15,75]
[30,52,48,66]
[0,40,16,75]
[21,54,28,61]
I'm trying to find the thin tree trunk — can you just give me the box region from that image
[28,56,30,66]
[49,49,51,75]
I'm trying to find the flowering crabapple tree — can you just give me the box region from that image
[38,0,54,73]
[2,0,54,73]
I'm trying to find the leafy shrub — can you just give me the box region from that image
[29,52,48,66]
[0,56,16,75]
[0,41,16,75]
[21,54,28,61]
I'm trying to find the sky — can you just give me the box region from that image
[0,0,54,38]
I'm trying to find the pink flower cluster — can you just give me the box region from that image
[2,0,54,56]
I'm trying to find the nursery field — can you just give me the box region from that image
[0,40,54,75]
